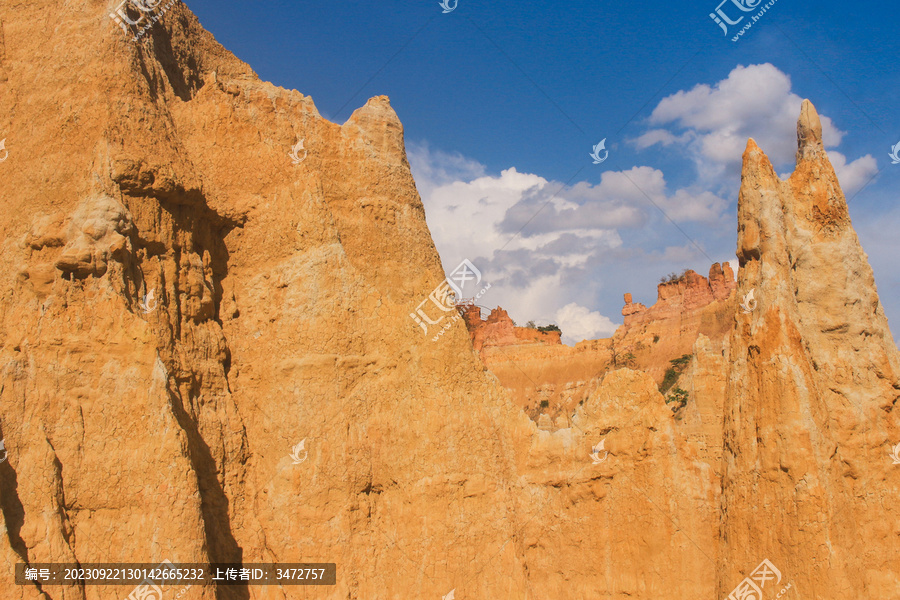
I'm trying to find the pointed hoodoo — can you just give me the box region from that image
[796,98,824,161]
[721,99,900,596]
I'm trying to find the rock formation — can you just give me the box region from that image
[463,264,736,423]
[0,2,896,599]
[457,306,611,422]
[460,305,562,352]
[718,99,900,596]
[0,3,527,598]
[614,262,736,382]
[622,263,736,328]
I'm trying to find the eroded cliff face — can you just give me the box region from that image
[461,306,562,352]
[0,3,897,600]
[458,306,613,423]
[0,2,530,599]
[615,262,736,382]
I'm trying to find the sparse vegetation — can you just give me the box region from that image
[525,320,536,329]
[659,354,692,394]
[537,324,561,334]
[666,387,689,412]
[659,269,690,285]
[621,352,636,367]
[653,335,660,343]
[540,399,549,409]
[670,354,691,369]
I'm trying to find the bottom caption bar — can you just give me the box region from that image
[15,562,336,586]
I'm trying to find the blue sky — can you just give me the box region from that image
[185,0,899,344]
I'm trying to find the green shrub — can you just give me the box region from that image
[670,354,691,368]
[537,324,561,334]
[539,400,549,409]
[659,368,679,394]
[659,269,690,284]
[659,354,691,394]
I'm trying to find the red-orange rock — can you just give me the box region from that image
[460,305,561,352]
[464,264,735,426]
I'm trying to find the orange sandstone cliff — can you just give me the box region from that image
[0,2,896,599]
[614,262,737,382]
[717,100,900,595]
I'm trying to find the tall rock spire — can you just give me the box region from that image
[720,100,900,596]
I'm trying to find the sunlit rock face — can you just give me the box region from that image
[719,99,900,597]
[0,1,896,598]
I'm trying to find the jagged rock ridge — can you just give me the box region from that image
[465,263,737,424]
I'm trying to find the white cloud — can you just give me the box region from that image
[554,303,619,345]
[407,143,730,344]
[499,166,728,238]
[407,141,486,200]
[405,65,891,347]
[827,151,879,197]
[640,64,848,180]
[632,129,691,150]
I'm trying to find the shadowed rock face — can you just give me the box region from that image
[0,3,896,599]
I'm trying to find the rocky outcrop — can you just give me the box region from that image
[0,3,527,598]
[622,263,736,327]
[460,305,561,352]
[614,262,736,383]
[621,292,647,320]
[463,266,736,422]
[459,306,608,423]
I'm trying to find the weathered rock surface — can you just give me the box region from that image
[0,3,528,598]
[0,2,896,599]
[461,305,562,352]
[614,262,736,382]
[718,99,900,597]
[458,305,610,422]
[466,264,736,423]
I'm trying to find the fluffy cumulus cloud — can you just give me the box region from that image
[408,143,729,345]
[406,142,486,200]
[634,63,877,191]
[554,303,619,343]
[826,151,879,197]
